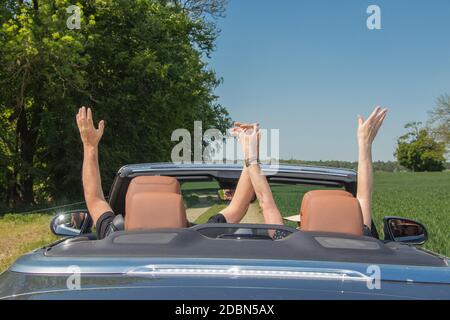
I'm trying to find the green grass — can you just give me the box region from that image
[181,181,219,191]
[0,213,58,273]
[372,172,450,257]
[271,172,450,257]
[182,181,223,208]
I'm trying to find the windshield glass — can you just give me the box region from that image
[181,180,344,228]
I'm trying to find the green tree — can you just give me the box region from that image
[395,122,446,172]
[172,0,228,19]
[0,0,230,209]
[428,94,450,152]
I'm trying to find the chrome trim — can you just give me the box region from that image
[118,163,357,179]
[126,265,370,281]
[9,251,450,284]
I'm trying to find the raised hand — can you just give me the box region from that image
[357,106,388,147]
[231,122,283,226]
[76,106,105,148]
[236,123,260,164]
[76,106,112,228]
[357,106,388,229]
[230,122,258,138]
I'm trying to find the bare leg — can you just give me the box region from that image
[220,167,255,223]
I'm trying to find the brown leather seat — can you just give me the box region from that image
[125,176,187,231]
[300,190,364,236]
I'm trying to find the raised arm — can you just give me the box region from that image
[219,167,255,223]
[76,107,112,225]
[237,125,283,226]
[219,123,256,223]
[357,107,388,228]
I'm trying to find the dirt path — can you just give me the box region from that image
[187,202,264,224]
[240,202,265,224]
[186,207,211,222]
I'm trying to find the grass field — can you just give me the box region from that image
[0,172,449,273]
[371,172,450,257]
[0,214,58,272]
[272,172,450,257]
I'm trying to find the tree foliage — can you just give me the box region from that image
[171,0,228,19]
[0,0,230,209]
[395,122,446,172]
[428,94,450,150]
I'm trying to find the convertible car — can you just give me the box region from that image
[0,163,449,300]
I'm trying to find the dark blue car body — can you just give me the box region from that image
[1,164,449,300]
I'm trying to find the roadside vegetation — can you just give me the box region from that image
[0,0,230,210]
[371,172,450,258]
[274,172,450,258]
[2,171,448,273]
[0,213,57,272]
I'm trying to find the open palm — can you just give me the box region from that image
[358,107,388,146]
[76,106,105,148]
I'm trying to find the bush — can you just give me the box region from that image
[395,123,446,172]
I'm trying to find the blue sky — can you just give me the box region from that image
[208,0,450,161]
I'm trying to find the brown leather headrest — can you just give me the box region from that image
[300,190,352,217]
[127,176,181,194]
[300,190,364,236]
[125,176,187,231]
[125,193,187,230]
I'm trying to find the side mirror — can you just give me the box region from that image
[383,217,428,245]
[50,210,93,237]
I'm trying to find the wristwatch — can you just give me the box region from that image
[245,157,260,167]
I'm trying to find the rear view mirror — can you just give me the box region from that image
[383,217,428,245]
[50,210,93,237]
[218,189,235,201]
